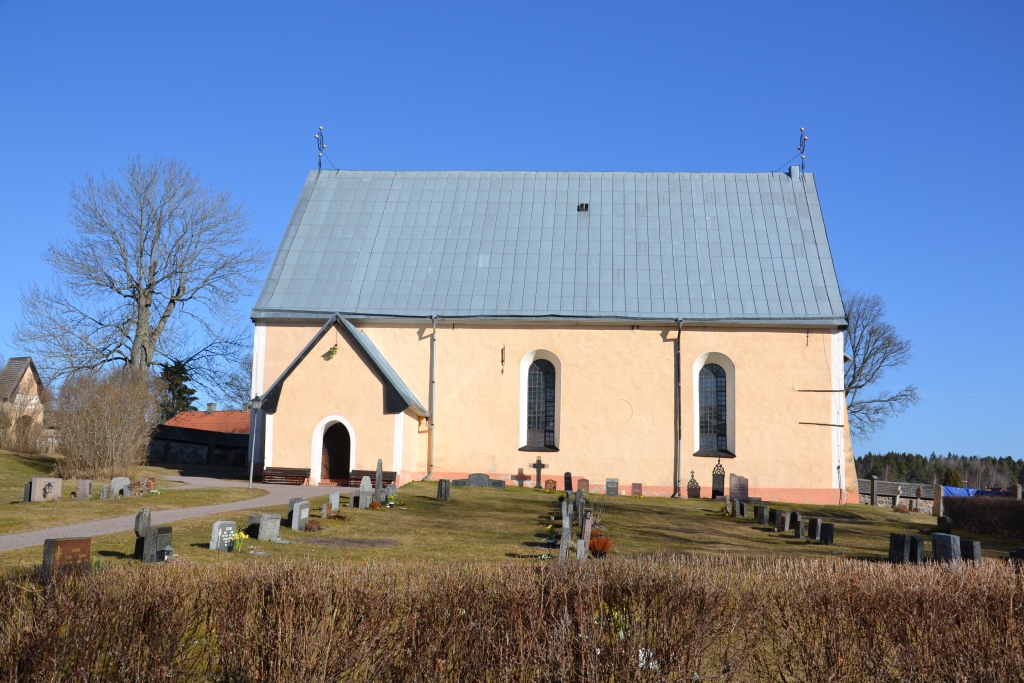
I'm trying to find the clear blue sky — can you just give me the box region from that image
[1,2,1021,459]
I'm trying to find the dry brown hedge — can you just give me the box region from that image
[944,497,1024,542]
[2,556,1023,682]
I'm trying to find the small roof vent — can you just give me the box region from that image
[577,203,589,212]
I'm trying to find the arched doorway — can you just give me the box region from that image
[321,422,351,483]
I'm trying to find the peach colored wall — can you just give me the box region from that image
[259,321,851,502]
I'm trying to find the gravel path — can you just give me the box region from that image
[0,476,354,552]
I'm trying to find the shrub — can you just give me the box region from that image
[943,497,1024,541]
[368,501,382,510]
[589,530,612,556]
[304,519,322,532]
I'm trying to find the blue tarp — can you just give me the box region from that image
[942,486,1010,497]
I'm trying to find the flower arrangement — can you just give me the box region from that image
[304,519,323,532]
[231,529,248,552]
[368,501,383,510]
[589,530,612,557]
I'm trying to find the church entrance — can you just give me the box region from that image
[321,422,351,483]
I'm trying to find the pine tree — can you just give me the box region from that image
[941,468,964,487]
[160,360,197,421]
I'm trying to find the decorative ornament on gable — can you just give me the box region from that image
[327,344,338,359]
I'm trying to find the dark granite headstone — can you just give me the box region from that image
[729,473,749,501]
[963,540,982,564]
[937,515,952,533]
[42,537,90,578]
[209,521,237,552]
[794,521,805,539]
[775,511,790,533]
[466,473,491,487]
[436,479,451,501]
[932,533,961,563]
[819,523,835,546]
[909,535,925,564]
[754,505,769,525]
[564,472,573,493]
[789,511,803,529]
[738,501,748,518]
[135,525,172,562]
[807,518,822,541]
[606,478,619,496]
[732,500,741,518]
[768,509,779,527]
[888,533,911,564]
[577,478,590,493]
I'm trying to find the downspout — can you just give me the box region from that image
[672,319,682,498]
[425,315,437,480]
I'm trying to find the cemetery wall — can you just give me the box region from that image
[258,320,854,502]
[943,497,1024,541]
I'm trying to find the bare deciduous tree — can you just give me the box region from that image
[843,289,919,440]
[219,353,254,409]
[14,156,269,392]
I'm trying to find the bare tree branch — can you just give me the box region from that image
[14,156,269,391]
[843,288,920,440]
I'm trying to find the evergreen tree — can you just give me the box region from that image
[160,360,197,421]
[941,468,964,487]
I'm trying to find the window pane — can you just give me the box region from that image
[528,359,556,447]
[698,363,727,451]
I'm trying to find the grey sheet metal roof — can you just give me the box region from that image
[253,170,845,326]
[0,357,37,402]
[259,313,427,417]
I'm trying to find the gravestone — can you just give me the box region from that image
[436,479,451,501]
[768,509,779,527]
[358,477,372,509]
[794,520,805,539]
[558,500,573,565]
[110,477,130,497]
[511,468,532,487]
[754,505,769,525]
[385,483,397,498]
[23,477,62,502]
[819,523,835,546]
[288,497,304,522]
[807,518,822,541]
[247,513,281,541]
[321,503,332,519]
[135,525,172,563]
[963,540,982,564]
[775,511,790,533]
[934,484,944,517]
[209,521,237,552]
[577,538,587,561]
[932,533,961,563]
[42,538,90,578]
[893,485,903,508]
[631,483,643,497]
[145,477,157,493]
[76,480,92,501]
[738,502,748,519]
[686,471,701,499]
[544,479,557,492]
[530,456,548,489]
[732,500,741,518]
[564,472,573,493]
[790,511,803,529]
[606,478,619,496]
[291,501,310,531]
[869,475,878,506]
[577,478,590,493]
[888,533,912,564]
[711,460,725,499]
[909,535,925,564]
[1013,483,1023,501]
[99,485,111,500]
[937,516,952,533]
[729,474,749,501]
[576,490,586,527]
[465,473,493,487]
[582,512,594,549]
[374,459,384,503]
[329,491,340,512]
[134,508,151,538]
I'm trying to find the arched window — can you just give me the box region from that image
[527,359,556,448]
[699,363,728,452]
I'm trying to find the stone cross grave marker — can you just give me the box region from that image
[794,520,805,538]
[686,471,701,498]
[291,501,310,531]
[436,479,451,501]
[145,477,157,493]
[729,474,749,501]
[111,477,130,497]
[42,538,90,578]
[248,513,281,541]
[606,478,619,496]
[374,459,384,503]
[807,518,822,541]
[754,505,769,525]
[932,532,961,563]
[631,483,643,497]
[963,540,982,564]
[577,478,589,493]
[711,459,726,499]
[76,480,92,501]
[100,485,111,500]
[894,486,903,508]
[511,468,532,487]
[544,479,556,492]
[819,523,835,546]
[329,491,340,512]
[210,521,237,552]
[530,456,548,489]
[564,472,573,493]
[358,477,372,509]
[24,477,62,502]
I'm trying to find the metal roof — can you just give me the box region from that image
[253,170,846,326]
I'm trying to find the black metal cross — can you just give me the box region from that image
[530,456,548,489]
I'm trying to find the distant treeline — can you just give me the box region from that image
[855,452,1023,488]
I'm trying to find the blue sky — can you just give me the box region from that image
[1,2,1021,459]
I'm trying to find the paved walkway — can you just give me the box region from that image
[0,476,355,552]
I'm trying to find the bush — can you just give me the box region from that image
[304,519,322,532]
[51,369,161,479]
[589,530,612,556]
[1,557,1022,681]
[943,497,1024,541]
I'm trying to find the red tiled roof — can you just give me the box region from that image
[164,410,251,434]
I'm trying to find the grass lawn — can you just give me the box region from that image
[2,479,1019,569]
[0,451,266,536]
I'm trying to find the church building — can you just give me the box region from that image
[250,169,857,503]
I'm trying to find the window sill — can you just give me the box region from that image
[518,446,560,453]
[693,449,736,459]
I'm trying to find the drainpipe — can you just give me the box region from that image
[425,315,437,480]
[672,319,682,498]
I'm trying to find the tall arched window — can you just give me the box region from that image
[527,359,556,448]
[699,363,728,452]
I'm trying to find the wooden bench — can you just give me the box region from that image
[261,467,311,485]
[347,469,397,488]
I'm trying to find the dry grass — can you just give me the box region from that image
[2,556,1022,682]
